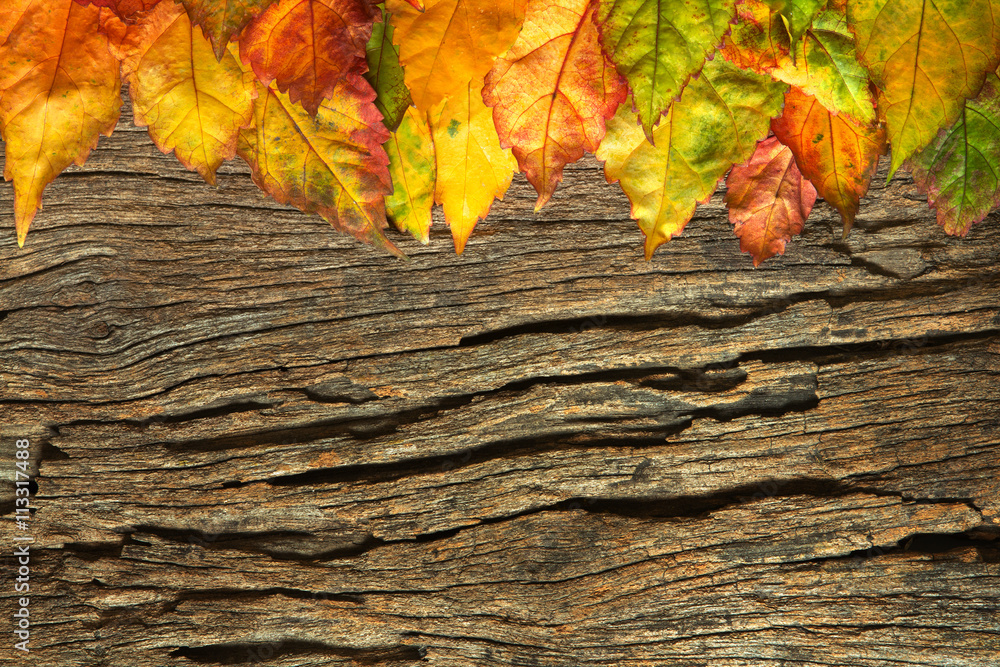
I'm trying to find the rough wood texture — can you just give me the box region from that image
[1,98,999,667]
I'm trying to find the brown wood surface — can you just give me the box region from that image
[1,99,999,666]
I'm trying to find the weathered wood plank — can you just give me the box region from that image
[1,97,998,667]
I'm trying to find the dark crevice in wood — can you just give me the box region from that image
[742,327,1000,367]
[798,530,1000,566]
[457,298,819,347]
[262,434,675,489]
[169,642,426,665]
[170,587,365,608]
[457,277,999,350]
[128,525,383,561]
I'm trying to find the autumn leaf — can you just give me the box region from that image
[720,0,788,74]
[106,0,254,185]
[597,57,786,258]
[761,0,824,44]
[483,0,626,210]
[386,106,435,243]
[240,0,376,117]
[178,0,275,58]
[596,0,736,139]
[771,86,885,234]
[388,0,527,111]
[237,76,400,253]
[725,135,817,265]
[431,77,518,253]
[908,72,1000,236]
[75,0,162,22]
[0,0,122,246]
[849,0,1000,177]
[366,4,411,133]
[772,7,875,125]
[723,0,874,125]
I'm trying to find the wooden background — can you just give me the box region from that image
[2,98,999,666]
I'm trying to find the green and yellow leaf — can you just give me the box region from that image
[849,0,1000,176]
[596,0,737,139]
[366,5,411,132]
[597,57,786,258]
[908,72,1000,236]
[386,106,436,242]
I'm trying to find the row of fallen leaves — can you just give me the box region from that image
[1,0,998,264]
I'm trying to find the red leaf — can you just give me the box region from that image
[240,0,377,116]
[725,135,817,266]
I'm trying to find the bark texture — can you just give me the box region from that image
[1,100,999,667]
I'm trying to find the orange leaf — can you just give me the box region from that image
[725,135,817,266]
[483,0,625,209]
[75,0,161,22]
[431,78,518,254]
[240,0,376,116]
[388,0,527,111]
[237,76,400,254]
[770,86,885,234]
[0,0,122,246]
[107,1,254,184]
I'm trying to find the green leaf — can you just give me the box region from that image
[595,0,736,140]
[386,106,435,242]
[366,5,412,132]
[908,72,1000,236]
[762,0,824,44]
[772,8,875,124]
[597,57,786,258]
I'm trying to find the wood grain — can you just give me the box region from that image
[1,96,998,666]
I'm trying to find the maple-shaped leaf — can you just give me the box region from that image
[75,0,161,22]
[597,57,786,259]
[430,77,518,254]
[596,0,736,139]
[178,0,275,59]
[237,76,400,254]
[908,72,1000,236]
[761,0,824,44]
[105,0,254,185]
[725,135,817,265]
[386,106,435,243]
[771,86,885,234]
[240,0,376,116]
[849,0,1000,177]
[0,0,122,246]
[483,0,626,210]
[388,0,528,111]
[366,5,411,132]
[772,7,875,125]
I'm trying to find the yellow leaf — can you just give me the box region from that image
[108,0,255,185]
[387,0,527,111]
[0,0,122,246]
[430,78,518,254]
